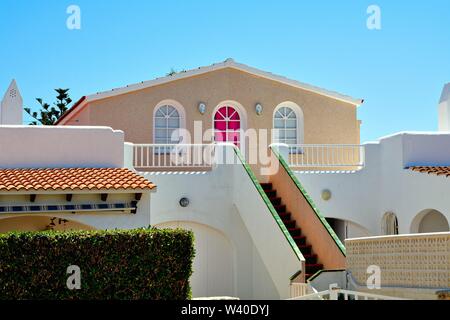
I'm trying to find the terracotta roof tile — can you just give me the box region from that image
[0,168,156,192]
[408,166,450,177]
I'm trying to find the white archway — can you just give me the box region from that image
[155,220,235,298]
[273,101,304,144]
[411,209,449,233]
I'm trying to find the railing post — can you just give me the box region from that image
[269,143,290,163]
[329,283,340,300]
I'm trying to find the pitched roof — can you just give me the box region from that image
[56,59,364,124]
[408,166,450,177]
[0,168,156,192]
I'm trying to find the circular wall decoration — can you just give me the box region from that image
[198,102,206,115]
[179,197,190,207]
[321,189,332,201]
[255,103,263,115]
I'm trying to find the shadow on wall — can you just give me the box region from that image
[410,209,450,233]
[0,215,95,233]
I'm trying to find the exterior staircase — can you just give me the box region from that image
[261,182,323,279]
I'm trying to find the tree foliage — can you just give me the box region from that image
[24,88,72,125]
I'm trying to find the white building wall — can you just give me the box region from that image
[0,126,151,232]
[295,133,450,236]
[0,126,125,168]
[438,83,450,131]
[143,147,301,300]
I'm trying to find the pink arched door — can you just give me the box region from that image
[214,106,241,147]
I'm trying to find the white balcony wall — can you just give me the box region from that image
[294,133,450,236]
[0,126,124,168]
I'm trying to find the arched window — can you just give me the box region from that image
[214,105,242,147]
[154,101,184,144]
[382,212,399,235]
[273,102,304,145]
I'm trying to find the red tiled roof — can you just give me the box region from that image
[0,168,156,192]
[408,166,450,177]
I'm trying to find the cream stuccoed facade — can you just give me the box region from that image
[1,65,450,299]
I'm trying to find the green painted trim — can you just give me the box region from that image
[307,269,346,282]
[233,148,304,263]
[272,149,347,256]
[290,269,303,281]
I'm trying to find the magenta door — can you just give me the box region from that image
[214,106,241,147]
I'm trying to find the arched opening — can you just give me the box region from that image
[153,99,186,144]
[411,209,449,233]
[212,101,247,149]
[325,217,370,242]
[273,101,304,145]
[0,215,95,233]
[381,212,399,235]
[155,221,235,298]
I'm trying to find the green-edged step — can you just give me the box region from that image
[260,182,324,280]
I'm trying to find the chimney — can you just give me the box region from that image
[438,83,450,131]
[1,79,23,125]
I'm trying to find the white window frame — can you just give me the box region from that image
[272,101,304,147]
[153,99,186,145]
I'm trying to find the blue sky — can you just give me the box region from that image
[0,0,449,142]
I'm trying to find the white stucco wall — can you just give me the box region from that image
[0,126,124,168]
[295,132,450,236]
[0,125,152,231]
[143,146,301,300]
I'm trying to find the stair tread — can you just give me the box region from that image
[259,180,323,280]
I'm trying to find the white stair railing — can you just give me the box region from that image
[288,144,365,169]
[290,283,309,298]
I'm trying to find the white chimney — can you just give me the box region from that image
[1,79,23,125]
[438,83,450,131]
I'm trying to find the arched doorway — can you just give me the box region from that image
[156,221,235,298]
[0,215,95,233]
[381,212,399,235]
[411,209,450,233]
[213,104,243,148]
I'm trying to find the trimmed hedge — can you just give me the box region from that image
[0,228,194,300]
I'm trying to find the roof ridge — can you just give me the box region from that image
[57,59,363,124]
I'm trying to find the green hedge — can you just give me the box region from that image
[0,228,194,300]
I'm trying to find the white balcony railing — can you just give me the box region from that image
[133,144,216,170]
[290,283,310,298]
[289,285,405,300]
[132,143,365,170]
[287,144,365,169]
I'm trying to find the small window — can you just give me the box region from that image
[382,212,399,235]
[273,106,298,145]
[154,105,181,144]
